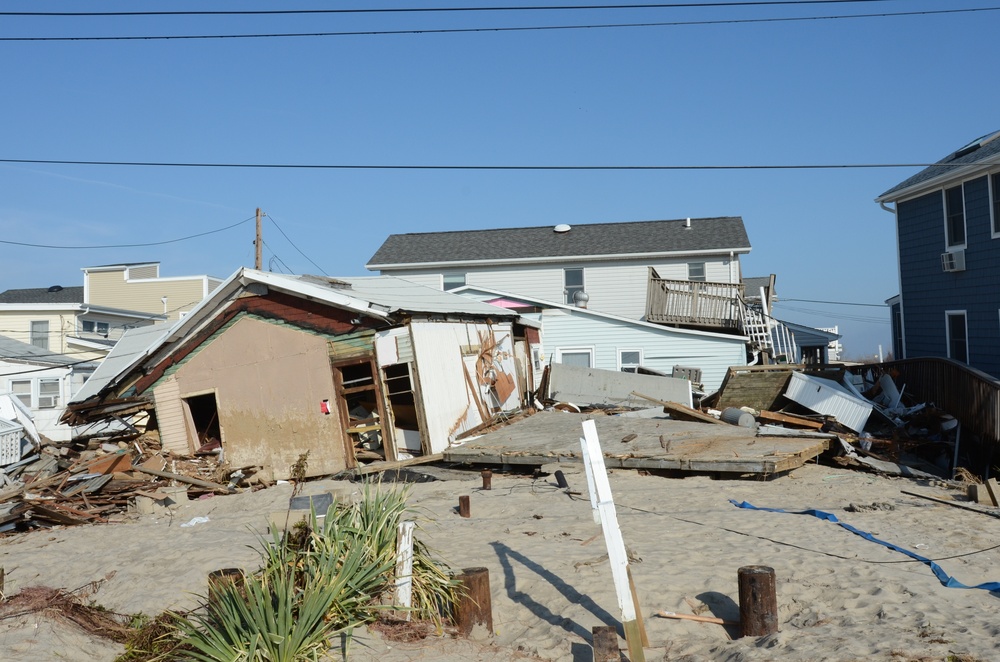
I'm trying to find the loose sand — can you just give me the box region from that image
[2,438,999,661]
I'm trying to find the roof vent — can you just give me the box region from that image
[684,217,692,228]
[47,285,63,293]
[553,224,571,233]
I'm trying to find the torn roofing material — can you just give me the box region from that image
[68,268,523,405]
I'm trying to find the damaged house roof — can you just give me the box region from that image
[0,334,96,369]
[367,216,751,268]
[69,268,523,407]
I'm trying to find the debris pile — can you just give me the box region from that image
[0,411,264,535]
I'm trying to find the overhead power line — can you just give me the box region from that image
[2,6,996,41]
[0,1,904,17]
[264,214,329,277]
[0,215,254,250]
[780,298,887,307]
[0,157,973,171]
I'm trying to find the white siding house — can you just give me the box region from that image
[454,286,748,393]
[367,217,751,322]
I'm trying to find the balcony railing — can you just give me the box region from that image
[645,273,744,330]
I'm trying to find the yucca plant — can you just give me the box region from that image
[172,482,459,661]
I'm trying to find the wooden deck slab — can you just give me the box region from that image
[443,411,829,475]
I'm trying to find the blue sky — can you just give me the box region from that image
[1,1,997,358]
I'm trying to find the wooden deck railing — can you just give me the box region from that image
[645,275,744,330]
[876,357,1000,447]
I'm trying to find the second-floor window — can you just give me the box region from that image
[30,321,48,350]
[443,273,466,291]
[564,268,585,305]
[945,184,966,247]
[81,320,110,336]
[688,262,707,281]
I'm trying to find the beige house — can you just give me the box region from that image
[0,262,222,362]
[83,262,224,321]
[0,286,162,362]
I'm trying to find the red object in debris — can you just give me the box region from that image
[320,399,331,415]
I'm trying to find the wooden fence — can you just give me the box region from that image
[877,357,1000,448]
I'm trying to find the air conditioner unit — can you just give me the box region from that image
[941,250,966,273]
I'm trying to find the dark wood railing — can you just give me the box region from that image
[876,357,1000,448]
[645,275,744,330]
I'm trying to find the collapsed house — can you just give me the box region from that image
[62,269,536,480]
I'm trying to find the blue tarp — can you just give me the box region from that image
[730,499,1000,592]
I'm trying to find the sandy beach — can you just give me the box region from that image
[2,419,999,661]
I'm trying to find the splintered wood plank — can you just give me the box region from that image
[758,410,825,430]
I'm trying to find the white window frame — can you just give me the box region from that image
[81,320,110,335]
[991,172,1000,239]
[943,183,967,249]
[945,310,969,364]
[563,268,585,305]
[6,376,63,410]
[687,262,707,282]
[555,346,595,368]
[442,272,466,291]
[9,379,32,409]
[30,320,49,350]
[617,349,643,372]
[38,378,61,409]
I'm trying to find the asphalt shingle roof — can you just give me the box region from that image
[878,129,1000,200]
[367,217,750,267]
[0,286,84,304]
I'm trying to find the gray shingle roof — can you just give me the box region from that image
[367,217,750,268]
[878,130,1000,200]
[0,286,84,304]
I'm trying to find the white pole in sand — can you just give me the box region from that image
[394,520,416,620]
[579,436,601,524]
[580,419,647,662]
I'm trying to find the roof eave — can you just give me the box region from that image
[875,153,1000,204]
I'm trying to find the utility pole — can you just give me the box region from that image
[255,208,263,270]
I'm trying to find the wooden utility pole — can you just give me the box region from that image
[255,208,263,270]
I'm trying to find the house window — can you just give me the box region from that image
[443,273,466,291]
[81,320,110,336]
[945,184,966,247]
[992,173,1000,237]
[945,311,968,364]
[564,268,585,305]
[38,379,60,409]
[556,347,593,368]
[30,321,49,350]
[688,262,707,282]
[9,380,31,409]
[619,349,642,373]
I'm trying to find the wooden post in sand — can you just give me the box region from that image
[481,469,492,491]
[580,420,647,662]
[738,565,778,637]
[459,495,471,518]
[455,567,493,636]
[208,568,244,607]
[592,625,620,661]
[394,521,415,620]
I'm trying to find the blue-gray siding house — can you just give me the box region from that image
[876,130,1000,378]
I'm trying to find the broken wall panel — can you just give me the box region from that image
[547,362,692,408]
[784,372,872,433]
[408,320,520,453]
[157,316,348,479]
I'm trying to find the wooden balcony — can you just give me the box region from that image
[645,274,744,330]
